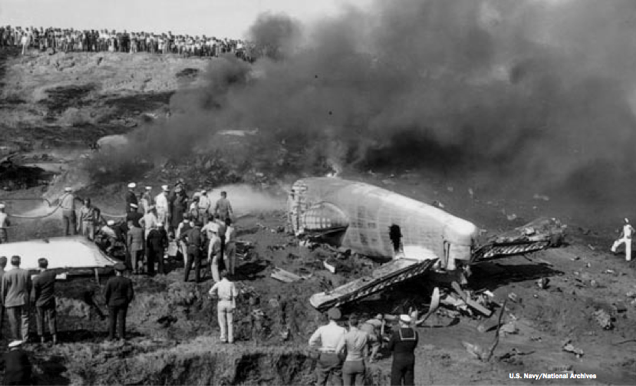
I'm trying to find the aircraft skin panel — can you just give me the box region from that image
[0,236,117,271]
[291,178,477,261]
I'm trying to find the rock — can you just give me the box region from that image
[593,309,613,330]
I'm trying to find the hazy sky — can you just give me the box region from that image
[0,0,374,38]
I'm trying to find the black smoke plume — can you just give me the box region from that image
[96,0,636,222]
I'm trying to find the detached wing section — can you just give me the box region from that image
[310,258,436,311]
[471,217,565,262]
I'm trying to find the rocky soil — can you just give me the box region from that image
[0,48,635,385]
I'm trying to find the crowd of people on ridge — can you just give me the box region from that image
[0,25,259,61]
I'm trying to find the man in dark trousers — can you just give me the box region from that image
[103,263,134,341]
[2,256,31,342]
[180,221,205,283]
[146,223,168,275]
[125,183,138,212]
[2,340,32,385]
[32,258,57,345]
[387,314,418,386]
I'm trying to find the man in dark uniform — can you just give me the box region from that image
[125,183,138,212]
[387,314,418,386]
[180,221,205,283]
[103,263,134,340]
[126,203,143,228]
[2,340,31,385]
[32,258,57,345]
[146,223,168,275]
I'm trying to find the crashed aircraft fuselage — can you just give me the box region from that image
[288,177,477,270]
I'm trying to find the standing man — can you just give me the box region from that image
[208,270,238,344]
[32,258,57,345]
[387,315,418,386]
[125,183,138,212]
[197,190,211,220]
[180,221,205,283]
[203,221,222,282]
[611,218,635,261]
[336,314,369,386]
[3,340,32,386]
[59,187,77,236]
[103,263,134,341]
[0,204,10,244]
[155,185,170,232]
[78,198,100,240]
[126,220,144,274]
[140,186,153,214]
[146,223,168,275]
[2,256,31,342]
[0,257,7,340]
[139,206,159,240]
[308,307,346,386]
[224,218,237,275]
[126,204,143,228]
[214,191,233,222]
[360,314,385,362]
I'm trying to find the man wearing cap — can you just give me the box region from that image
[180,221,205,283]
[146,223,168,275]
[140,186,153,214]
[32,258,57,345]
[214,191,233,222]
[103,263,134,341]
[208,270,238,343]
[2,256,31,342]
[611,218,636,261]
[98,220,118,254]
[170,185,188,232]
[126,203,143,228]
[3,340,32,385]
[203,217,222,282]
[155,186,170,231]
[360,314,385,362]
[309,307,346,386]
[125,183,138,212]
[0,204,10,244]
[387,315,418,386]
[59,187,77,236]
[78,198,100,241]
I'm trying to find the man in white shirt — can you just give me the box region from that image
[155,185,169,231]
[208,270,238,343]
[611,218,636,261]
[0,204,10,244]
[59,187,77,236]
[308,307,346,386]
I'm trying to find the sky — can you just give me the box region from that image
[0,0,374,38]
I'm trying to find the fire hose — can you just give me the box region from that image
[0,197,126,221]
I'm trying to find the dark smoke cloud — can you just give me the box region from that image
[101,0,636,221]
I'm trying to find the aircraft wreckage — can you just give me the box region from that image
[287,177,565,311]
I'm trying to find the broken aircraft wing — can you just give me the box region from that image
[0,236,118,272]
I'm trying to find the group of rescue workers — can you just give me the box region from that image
[1,25,262,61]
[1,181,636,385]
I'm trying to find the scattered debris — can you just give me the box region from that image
[270,267,302,283]
[507,214,518,221]
[533,193,550,201]
[536,278,550,289]
[499,322,519,336]
[323,260,336,274]
[508,293,519,303]
[432,200,445,209]
[468,188,474,199]
[593,309,613,330]
[462,341,488,361]
[562,339,584,358]
[587,244,596,251]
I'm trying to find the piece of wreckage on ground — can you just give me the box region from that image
[287,177,565,316]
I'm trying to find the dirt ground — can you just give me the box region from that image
[0,49,635,385]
